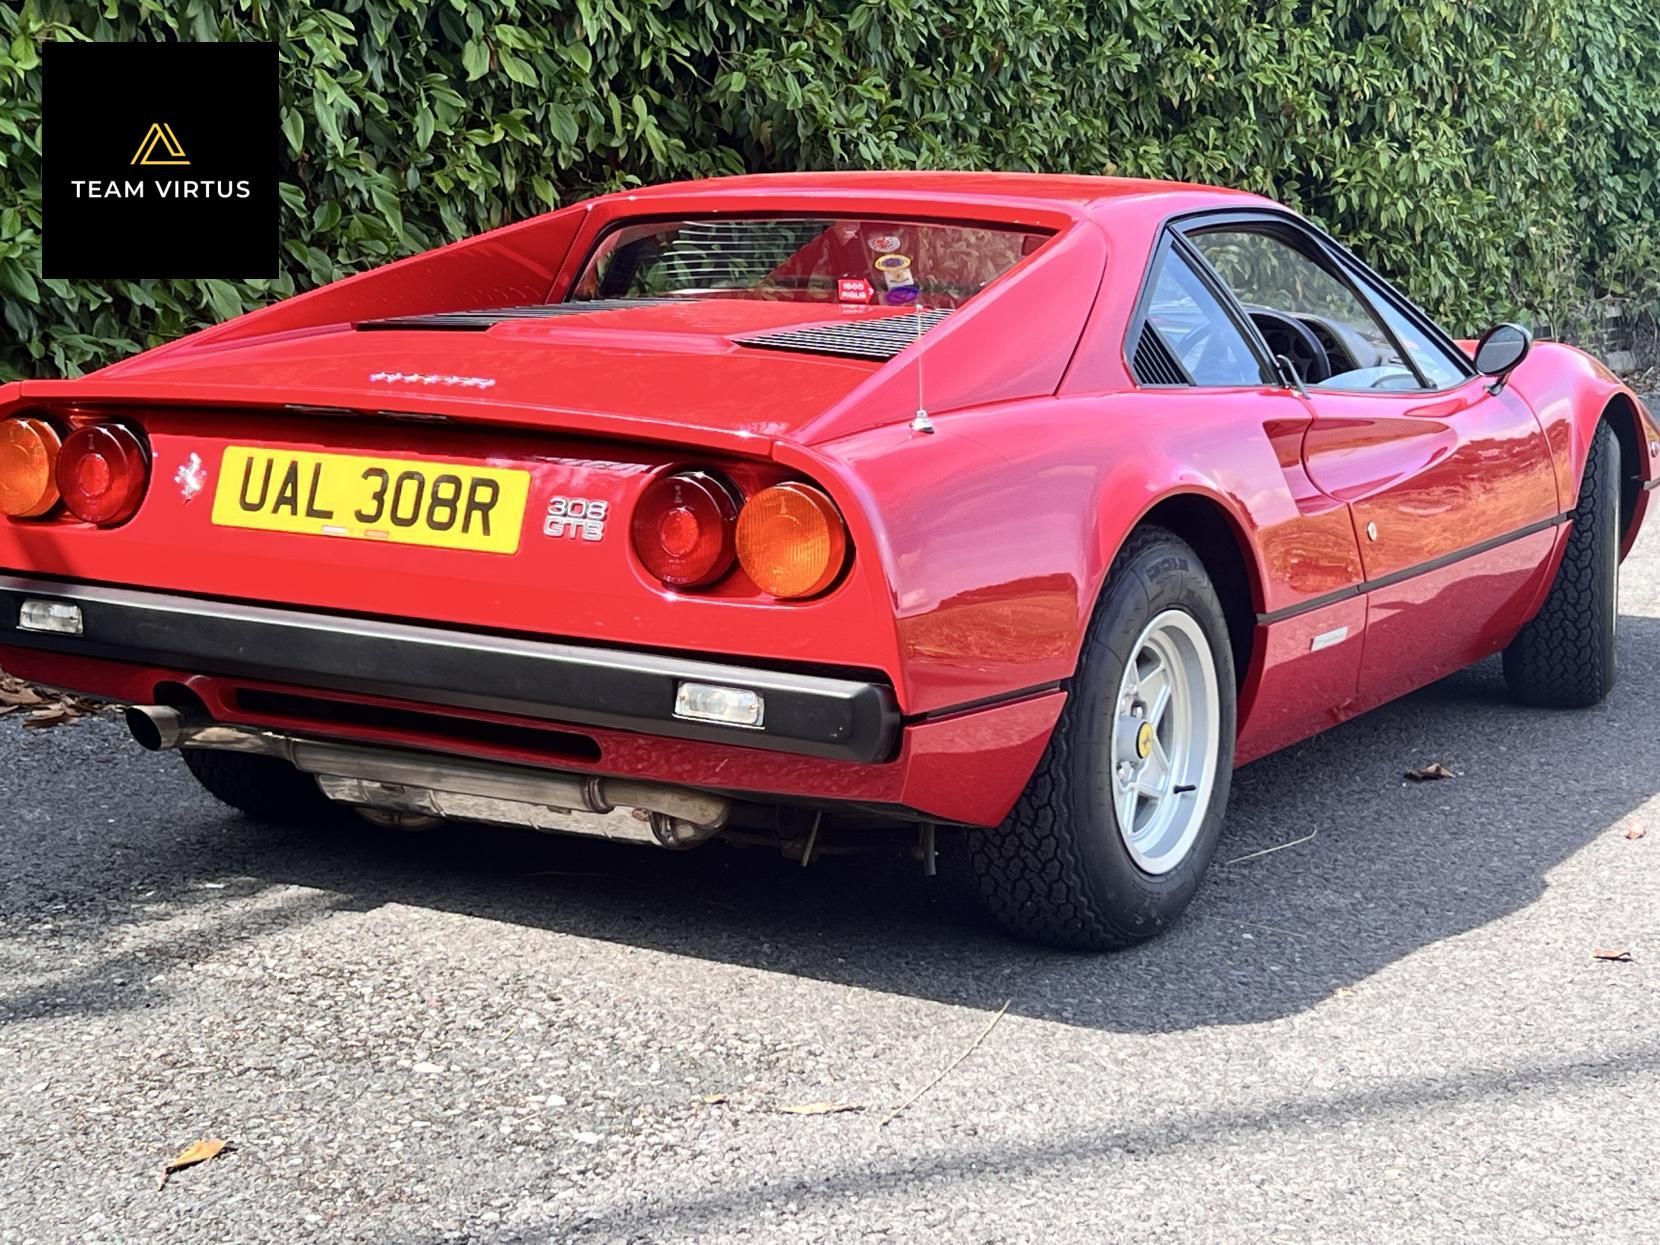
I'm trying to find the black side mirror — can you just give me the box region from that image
[1474,322,1532,391]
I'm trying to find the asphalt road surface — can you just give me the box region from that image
[2,534,1657,1243]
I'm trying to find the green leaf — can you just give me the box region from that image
[498,50,536,86]
[281,110,304,157]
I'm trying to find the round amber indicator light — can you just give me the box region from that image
[735,482,850,599]
[0,417,64,518]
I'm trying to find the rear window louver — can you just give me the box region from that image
[735,309,954,362]
[1132,328,1188,386]
[355,298,681,331]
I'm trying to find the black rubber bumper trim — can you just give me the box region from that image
[1255,512,1569,626]
[0,576,899,764]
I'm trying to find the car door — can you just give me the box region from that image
[1184,217,1562,706]
[1124,233,1368,762]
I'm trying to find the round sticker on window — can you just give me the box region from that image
[868,234,902,253]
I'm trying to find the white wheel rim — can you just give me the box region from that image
[1108,608,1221,875]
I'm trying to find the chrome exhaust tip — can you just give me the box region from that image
[124,704,187,752]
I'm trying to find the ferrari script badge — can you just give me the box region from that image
[368,372,497,390]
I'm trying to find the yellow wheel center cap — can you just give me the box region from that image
[1136,721,1154,759]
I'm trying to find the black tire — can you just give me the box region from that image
[182,748,340,825]
[1503,421,1620,708]
[969,526,1237,950]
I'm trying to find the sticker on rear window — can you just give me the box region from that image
[837,277,873,304]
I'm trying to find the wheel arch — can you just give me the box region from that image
[1508,342,1656,560]
[1099,490,1264,692]
[1600,391,1646,554]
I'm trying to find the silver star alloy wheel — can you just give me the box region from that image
[1109,608,1222,874]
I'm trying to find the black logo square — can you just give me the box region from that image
[42,41,278,280]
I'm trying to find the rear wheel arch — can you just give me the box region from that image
[1099,492,1262,691]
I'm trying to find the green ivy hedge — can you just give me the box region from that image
[2,0,1657,381]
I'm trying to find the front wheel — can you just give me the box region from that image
[1503,420,1620,708]
[970,526,1237,950]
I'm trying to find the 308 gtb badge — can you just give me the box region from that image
[543,496,608,542]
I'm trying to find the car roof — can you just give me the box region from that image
[594,171,1272,221]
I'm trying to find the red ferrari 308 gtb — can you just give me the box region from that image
[1,173,1652,948]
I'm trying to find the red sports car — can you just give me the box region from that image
[1,173,1652,948]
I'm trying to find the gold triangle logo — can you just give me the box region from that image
[131,122,189,166]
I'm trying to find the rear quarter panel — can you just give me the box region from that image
[800,389,1350,718]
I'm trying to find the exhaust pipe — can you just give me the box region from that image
[124,704,190,752]
[121,704,730,847]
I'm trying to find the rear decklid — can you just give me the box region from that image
[21,300,912,455]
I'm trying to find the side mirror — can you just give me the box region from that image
[1474,322,1532,391]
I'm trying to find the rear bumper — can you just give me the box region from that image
[0,575,898,763]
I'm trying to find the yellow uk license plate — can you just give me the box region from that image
[211,447,531,554]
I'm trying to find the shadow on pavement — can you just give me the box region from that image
[5,616,1658,1036]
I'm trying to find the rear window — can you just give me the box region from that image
[569,217,1048,310]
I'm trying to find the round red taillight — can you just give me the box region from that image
[0,416,64,518]
[631,470,739,588]
[55,423,150,526]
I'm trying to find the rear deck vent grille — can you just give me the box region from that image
[356,298,681,331]
[736,309,954,361]
[1132,329,1188,386]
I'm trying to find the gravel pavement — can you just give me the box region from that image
[2,527,1657,1243]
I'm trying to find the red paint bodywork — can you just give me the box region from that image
[2,173,1653,825]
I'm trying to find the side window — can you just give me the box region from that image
[1362,280,1472,389]
[1132,243,1265,387]
[1191,229,1429,392]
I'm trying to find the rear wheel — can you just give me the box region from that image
[1503,421,1620,707]
[970,527,1237,950]
[183,749,338,826]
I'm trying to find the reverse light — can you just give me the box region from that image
[18,599,83,636]
[55,424,150,526]
[735,482,849,599]
[674,681,764,728]
[632,470,739,588]
[0,416,64,518]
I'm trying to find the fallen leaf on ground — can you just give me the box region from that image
[1591,948,1634,962]
[1625,827,1647,841]
[778,1101,863,1116]
[157,1138,228,1190]
[0,677,43,706]
[700,1093,731,1105]
[0,671,103,726]
[1405,762,1456,781]
[22,705,75,729]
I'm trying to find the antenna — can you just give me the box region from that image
[909,299,934,435]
